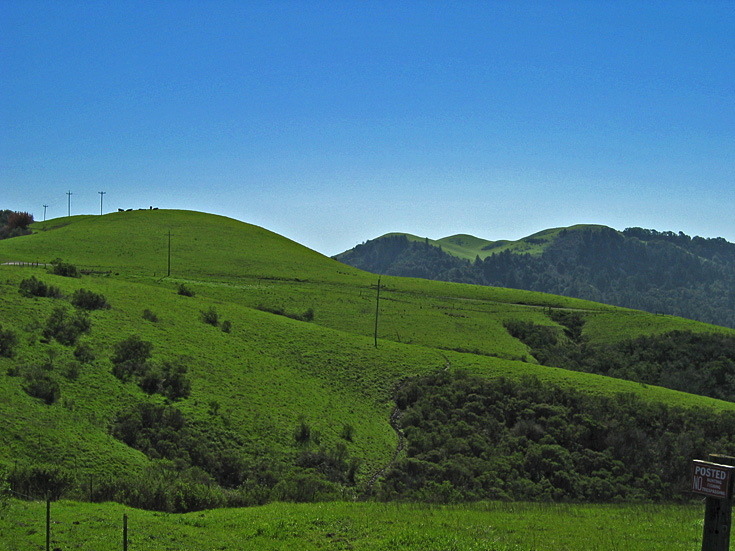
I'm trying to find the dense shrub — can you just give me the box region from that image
[0,467,10,516]
[18,276,62,299]
[340,423,355,442]
[64,360,81,381]
[139,359,191,401]
[115,463,226,513]
[379,371,735,503]
[50,258,79,278]
[111,335,153,381]
[0,210,33,239]
[293,419,313,446]
[71,288,109,310]
[0,324,18,358]
[109,402,361,510]
[22,367,61,404]
[142,309,159,322]
[271,471,342,503]
[177,283,195,297]
[221,320,232,333]
[201,306,219,326]
[256,304,316,322]
[43,306,91,346]
[7,463,73,500]
[73,342,95,364]
[508,312,735,403]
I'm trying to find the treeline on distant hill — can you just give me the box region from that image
[0,210,34,240]
[377,370,735,503]
[337,227,735,328]
[507,309,735,403]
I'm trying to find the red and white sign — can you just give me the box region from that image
[692,460,735,499]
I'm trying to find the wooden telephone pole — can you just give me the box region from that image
[374,276,381,348]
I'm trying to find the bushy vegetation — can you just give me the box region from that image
[142,308,159,322]
[20,365,61,405]
[0,210,33,240]
[256,304,315,322]
[71,288,109,310]
[6,463,74,500]
[50,258,80,278]
[110,335,153,381]
[107,402,359,511]
[73,342,95,364]
[507,311,735,402]
[0,467,9,516]
[201,306,219,326]
[0,324,18,358]
[177,283,195,297]
[110,336,191,400]
[378,371,735,503]
[18,276,62,298]
[42,306,91,346]
[139,358,191,400]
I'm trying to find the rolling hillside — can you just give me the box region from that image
[335,225,735,328]
[1,210,735,512]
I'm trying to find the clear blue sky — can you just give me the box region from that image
[2,1,733,256]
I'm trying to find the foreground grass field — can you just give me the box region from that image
[0,498,706,551]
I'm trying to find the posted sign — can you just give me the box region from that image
[692,460,735,499]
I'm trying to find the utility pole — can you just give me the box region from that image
[374,276,381,348]
[167,230,171,277]
[43,205,48,221]
[66,191,72,217]
[98,191,106,215]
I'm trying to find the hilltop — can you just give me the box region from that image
[335,225,735,328]
[1,210,735,514]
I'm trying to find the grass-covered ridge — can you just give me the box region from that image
[1,210,734,513]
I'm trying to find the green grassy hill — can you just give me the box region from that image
[1,210,734,511]
[369,225,609,261]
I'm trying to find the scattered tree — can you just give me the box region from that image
[43,306,91,346]
[71,288,109,310]
[0,324,18,358]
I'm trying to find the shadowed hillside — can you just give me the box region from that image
[336,226,735,328]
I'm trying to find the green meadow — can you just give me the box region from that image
[0,499,706,551]
[1,210,733,547]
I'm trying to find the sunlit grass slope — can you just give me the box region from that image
[376,224,613,260]
[1,499,703,551]
[1,210,734,489]
[0,210,364,282]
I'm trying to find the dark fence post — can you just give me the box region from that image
[46,499,50,551]
[123,513,128,551]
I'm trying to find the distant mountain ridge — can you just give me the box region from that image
[335,225,735,328]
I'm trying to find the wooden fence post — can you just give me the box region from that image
[46,499,50,551]
[701,454,735,551]
[123,513,128,551]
